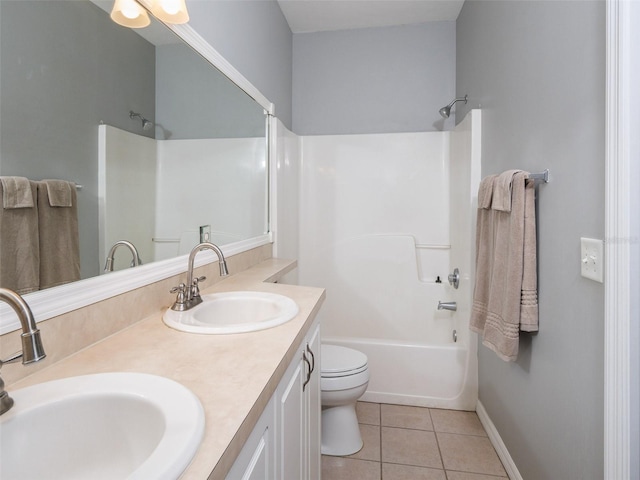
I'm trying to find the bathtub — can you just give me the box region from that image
[324,335,478,411]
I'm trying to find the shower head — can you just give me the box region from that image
[439,95,468,118]
[129,111,154,131]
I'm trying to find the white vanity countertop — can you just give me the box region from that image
[9,258,326,480]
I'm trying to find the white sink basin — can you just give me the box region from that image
[0,372,204,480]
[163,291,299,334]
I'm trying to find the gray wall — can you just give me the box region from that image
[187,0,293,129]
[155,44,265,139]
[292,22,456,135]
[0,1,155,280]
[456,1,605,478]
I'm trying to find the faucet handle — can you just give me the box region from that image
[190,276,206,300]
[170,283,188,311]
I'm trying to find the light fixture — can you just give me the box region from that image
[149,0,190,24]
[110,0,150,28]
[111,0,190,28]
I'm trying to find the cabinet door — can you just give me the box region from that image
[226,397,275,480]
[304,324,321,480]
[278,358,305,480]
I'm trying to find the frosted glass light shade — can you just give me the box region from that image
[110,0,150,28]
[150,0,189,24]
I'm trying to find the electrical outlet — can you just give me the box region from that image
[580,237,604,283]
[199,225,211,243]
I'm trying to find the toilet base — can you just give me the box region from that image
[321,403,362,456]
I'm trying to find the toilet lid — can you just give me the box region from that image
[321,345,368,378]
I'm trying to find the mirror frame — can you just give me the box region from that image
[0,21,275,334]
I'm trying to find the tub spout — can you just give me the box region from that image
[437,301,457,312]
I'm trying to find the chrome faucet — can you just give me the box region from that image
[171,242,229,311]
[0,288,46,415]
[104,240,143,272]
[437,301,457,312]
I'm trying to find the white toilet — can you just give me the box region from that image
[320,344,370,456]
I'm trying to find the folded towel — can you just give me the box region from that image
[1,176,35,209]
[491,169,523,212]
[470,171,538,361]
[0,180,40,293]
[37,181,80,289]
[41,179,73,207]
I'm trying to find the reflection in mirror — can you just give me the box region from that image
[0,0,269,290]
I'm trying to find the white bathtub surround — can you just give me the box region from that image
[298,111,481,410]
[155,136,268,259]
[99,125,268,265]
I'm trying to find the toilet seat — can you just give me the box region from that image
[321,345,368,378]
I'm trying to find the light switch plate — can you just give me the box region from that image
[580,237,604,283]
[199,225,211,243]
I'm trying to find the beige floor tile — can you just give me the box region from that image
[322,456,381,480]
[357,401,381,425]
[348,424,381,461]
[381,426,442,469]
[446,471,508,480]
[382,463,446,480]
[437,433,506,477]
[430,409,487,436]
[381,404,434,431]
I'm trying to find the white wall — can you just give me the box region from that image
[271,119,301,285]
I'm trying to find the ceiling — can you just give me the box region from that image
[277,0,465,34]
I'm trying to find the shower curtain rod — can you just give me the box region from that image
[528,169,550,183]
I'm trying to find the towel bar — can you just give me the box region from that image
[527,169,550,183]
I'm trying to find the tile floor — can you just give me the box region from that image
[321,402,508,480]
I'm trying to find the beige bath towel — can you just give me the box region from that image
[0,179,40,293]
[1,176,34,209]
[470,170,539,361]
[37,180,80,289]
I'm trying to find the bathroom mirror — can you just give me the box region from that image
[0,1,270,284]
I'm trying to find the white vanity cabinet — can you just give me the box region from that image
[224,396,276,480]
[226,321,321,480]
[277,322,321,480]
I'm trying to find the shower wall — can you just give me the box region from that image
[99,126,266,265]
[298,132,451,341]
[154,137,267,259]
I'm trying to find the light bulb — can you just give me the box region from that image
[121,0,142,19]
[150,0,189,24]
[111,0,150,28]
[159,0,180,15]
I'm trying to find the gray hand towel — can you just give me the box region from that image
[0,180,40,293]
[37,181,80,289]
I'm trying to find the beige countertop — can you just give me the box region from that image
[9,258,326,479]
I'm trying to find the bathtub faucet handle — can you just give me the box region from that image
[447,268,460,289]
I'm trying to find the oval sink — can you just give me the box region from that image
[0,372,204,480]
[163,291,299,334]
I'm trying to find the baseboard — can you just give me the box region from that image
[476,400,523,480]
